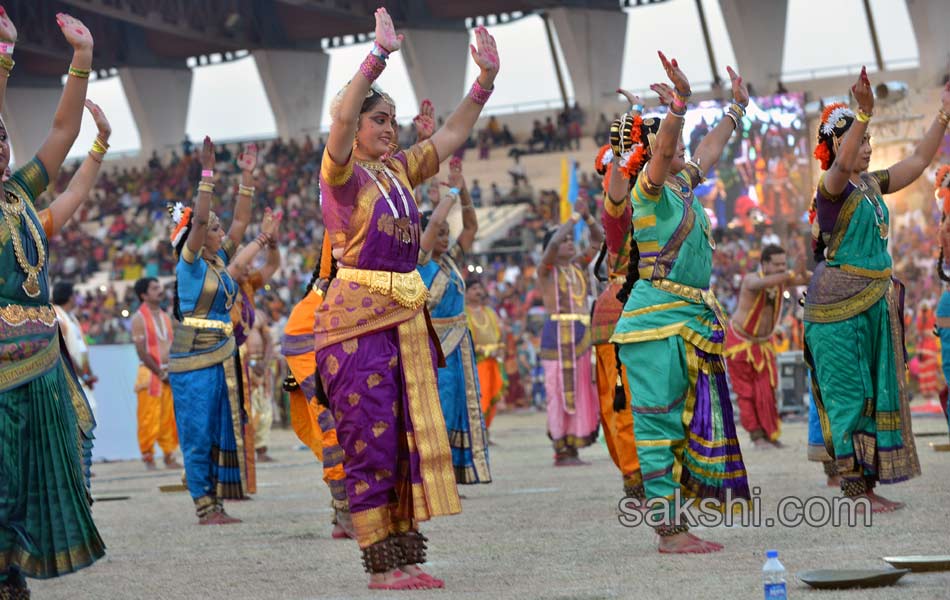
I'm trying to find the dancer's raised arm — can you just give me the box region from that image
[822,68,874,197]
[227,143,257,246]
[34,13,94,181]
[429,26,500,161]
[690,66,749,179]
[643,52,689,190]
[185,137,216,256]
[325,8,403,165]
[44,100,110,234]
[885,83,950,193]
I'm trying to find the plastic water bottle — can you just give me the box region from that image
[763,550,788,599]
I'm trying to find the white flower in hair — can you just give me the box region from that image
[599,147,615,168]
[171,201,185,224]
[820,106,854,137]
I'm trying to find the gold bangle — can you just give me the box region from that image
[856,109,872,124]
[197,182,215,193]
[0,55,14,73]
[91,139,108,155]
[68,65,91,79]
[95,135,110,150]
[87,151,102,164]
[938,109,950,127]
[238,184,255,196]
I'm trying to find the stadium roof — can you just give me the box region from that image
[7,0,668,84]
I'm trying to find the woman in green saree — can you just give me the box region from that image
[0,9,111,598]
[805,67,950,511]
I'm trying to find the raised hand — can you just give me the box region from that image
[56,12,93,52]
[617,88,643,113]
[413,99,436,141]
[0,6,18,44]
[261,207,282,237]
[447,155,465,190]
[84,99,111,142]
[658,51,690,97]
[374,7,403,53]
[851,66,874,114]
[727,66,749,107]
[238,142,258,173]
[470,26,500,85]
[649,82,676,107]
[200,136,215,171]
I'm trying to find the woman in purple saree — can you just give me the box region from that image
[315,7,501,591]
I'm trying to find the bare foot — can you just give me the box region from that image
[753,439,773,450]
[554,455,589,467]
[400,564,445,588]
[851,492,903,513]
[658,531,723,554]
[866,490,905,511]
[164,456,183,469]
[826,475,841,488]
[769,439,784,449]
[368,569,427,590]
[198,511,242,525]
[331,523,353,539]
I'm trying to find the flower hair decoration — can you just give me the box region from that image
[168,201,193,247]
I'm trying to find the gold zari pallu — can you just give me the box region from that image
[0,304,57,327]
[550,313,591,325]
[182,316,234,336]
[336,267,429,310]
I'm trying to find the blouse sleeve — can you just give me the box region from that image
[319,147,360,204]
[9,157,50,202]
[602,192,631,254]
[396,139,440,189]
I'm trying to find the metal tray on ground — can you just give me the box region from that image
[881,556,950,572]
[797,569,910,589]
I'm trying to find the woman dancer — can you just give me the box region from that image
[935,165,950,440]
[316,7,499,589]
[804,69,949,511]
[0,10,108,596]
[610,53,751,553]
[418,158,491,485]
[168,137,265,524]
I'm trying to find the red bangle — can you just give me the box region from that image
[360,52,385,82]
[469,80,493,105]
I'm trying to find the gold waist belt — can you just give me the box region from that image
[0,304,57,327]
[838,264,892,280]
[550,313,591,325]
[182,317,234,336]
[336,267,428,310]
[652,278,706,303]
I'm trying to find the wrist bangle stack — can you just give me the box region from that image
[197,181,215,194]
[68,65,90,79]
[938,109,950,128]
[360,44,388,82]
[201,169,214,179]
[469,79,493,105]
[856,109,872,124]
[91,137,109,156]
[724,102,746,129]
[0,42,15,55]
[239,184,255,197]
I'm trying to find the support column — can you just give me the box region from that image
[3,85,62,163]
[119,66,192,156]
[905,0,950,87]
[548,7,627,117]
[253,49,329,140]
[719,0,788,93]
[400,29,469,118]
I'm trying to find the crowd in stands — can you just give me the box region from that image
[41,100,950,403]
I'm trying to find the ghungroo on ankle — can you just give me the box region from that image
[361,538,400,574]
[624,483,646,501]
[656,524,690,537]
[841,477,867,497]
[395,531,428,565]
[822,460,838,477]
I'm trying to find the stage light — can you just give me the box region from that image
[121,309,130,318]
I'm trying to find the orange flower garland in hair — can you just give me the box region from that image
[169,205,193,247]
[814,102,853,171]
[935,165,950,215]
[594,144,611,176]
[617,114,648,180]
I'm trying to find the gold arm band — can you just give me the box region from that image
[549,313,591,325]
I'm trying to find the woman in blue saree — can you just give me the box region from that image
[417,158,490,484]
[168,137,268,524]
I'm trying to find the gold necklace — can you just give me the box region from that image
[355,159,387,173]
[2,190,46,298]
[852,177,888,240]
[469,305,493,332]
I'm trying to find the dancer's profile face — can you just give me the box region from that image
[670,138,687,175]
[434,222,450,255]
[204,220,225,254]
[356,98,397,160]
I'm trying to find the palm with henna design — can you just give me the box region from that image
[55,12,93,51]
[413,99,436,141]
[470,26,500,85]
[0,6,18,45]
[658,51,690,96]
[374,7,403,53]
[84,100,111,143]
